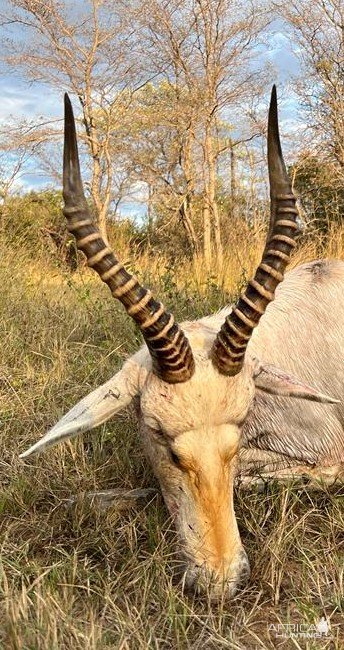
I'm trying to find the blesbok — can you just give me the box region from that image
[20,87,344,600]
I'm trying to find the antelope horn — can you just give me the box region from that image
[63,94,194,383]
[211,86,299,376]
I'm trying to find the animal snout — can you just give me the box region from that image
[182,548,250,600]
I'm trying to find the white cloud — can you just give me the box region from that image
[0,75,61,125]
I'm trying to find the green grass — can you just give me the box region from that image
[0,242,343,649]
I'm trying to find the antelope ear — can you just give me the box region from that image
[19,360,140,458]
[253,361,339,404]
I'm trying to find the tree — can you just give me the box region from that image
[110,82,199,254]
[0,110,62,207]
[278,0,344,181]
[138,0,268,269]
[291,152,344,231]
[1,0,269,264]
[1,0,144,238]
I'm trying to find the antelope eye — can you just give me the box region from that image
[170,450,181,467]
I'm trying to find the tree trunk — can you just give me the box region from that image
[97,204,110,245]
[204,121,222,271]
[179,198,198,255]
[147,183,154,245]
[210,164,223,271]
[80,96,111,243]
[182,129,198,257]
[203,198,212,270]
[230,143,238,220]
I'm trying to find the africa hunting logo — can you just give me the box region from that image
[268,617,331,639]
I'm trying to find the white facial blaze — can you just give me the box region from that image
[173,426,241,564]
[142,419,246,591]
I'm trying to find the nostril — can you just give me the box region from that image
[182,550,251,600]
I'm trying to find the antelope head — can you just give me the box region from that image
[20,88,337,600]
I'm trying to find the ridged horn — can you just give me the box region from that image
[211,85,299,376]
[63,94,194,384]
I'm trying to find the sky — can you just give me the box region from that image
[0,22,302,217]
[0,30,300,121]
[0,75,61,124]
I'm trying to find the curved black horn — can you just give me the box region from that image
[211,86,299,376]
[63,94,195,384]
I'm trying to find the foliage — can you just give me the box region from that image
[0,190,66,258]
[292,155,344,232]
[280,0,344,176]
[0,190,146,273]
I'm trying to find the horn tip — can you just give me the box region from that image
[64,93,73,122]
[269,85,278,119]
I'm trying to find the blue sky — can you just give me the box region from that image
[0,75,61,123]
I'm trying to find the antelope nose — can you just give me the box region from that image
[183,549,250,601]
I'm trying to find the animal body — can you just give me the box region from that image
[20,88,344,600]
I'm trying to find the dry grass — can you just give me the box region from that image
[0,229,343,649]
[115,220,344,297]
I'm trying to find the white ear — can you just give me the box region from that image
[253,361,340,404]
[20,361,140,458]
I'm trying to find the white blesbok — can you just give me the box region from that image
[20,88,344,600]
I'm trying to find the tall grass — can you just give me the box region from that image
[114,219,344,296]
[0,227,343,649]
